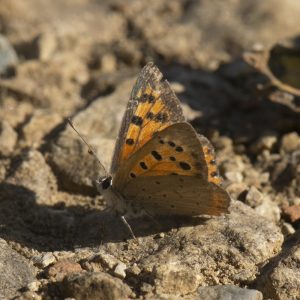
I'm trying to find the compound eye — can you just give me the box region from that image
[101,176,112,190]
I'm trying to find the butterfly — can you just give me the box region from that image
[90,62,230,221]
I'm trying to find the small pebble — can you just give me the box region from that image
[32,252,56,268]
[251,134,277,154]
[18,291,42,300]
[281,222,295,236]
[0,33,18,74]
[97,252,119,269]
[281,132,300,153]
[101,53,117,72]
[114,262,127,279]
[127,263,141,276]
[282,204,300,223]
[0,121,17,156]
[245,186,264,208]
[225,171,243,183]
[255,197,281,222]
[26,280,40,292]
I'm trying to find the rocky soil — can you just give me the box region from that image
[0,0,300,299]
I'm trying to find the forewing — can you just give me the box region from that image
[110,62,184,174]
[123,175,230,216]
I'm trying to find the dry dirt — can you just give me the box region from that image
[0,1,300,299]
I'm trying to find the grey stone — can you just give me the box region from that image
[197,285,263,300]
[0,34,18,74]
[0,238,35,300]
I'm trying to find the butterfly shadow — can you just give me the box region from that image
[96,211,210,242]
[0,182,209,250]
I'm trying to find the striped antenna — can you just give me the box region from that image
[67,118,108,176]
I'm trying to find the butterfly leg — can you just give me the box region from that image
[120,215,137,240]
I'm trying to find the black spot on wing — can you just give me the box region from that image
[148,94,155,103]
[179,162,191,170]
[131,115,143,126]
[146,112,154,120]
[155,112,168,123]
[140,161,148,170]
[126,138,134,145]
[140,94,149,102]
[151,150,162,161]
[140,93,155,103]
[175,146,183,152]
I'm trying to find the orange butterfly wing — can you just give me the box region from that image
[110,63,184,175]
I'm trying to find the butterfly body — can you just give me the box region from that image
[97,176,145,217]
[95,63,230,218]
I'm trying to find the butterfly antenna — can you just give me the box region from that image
[67,118,108,176]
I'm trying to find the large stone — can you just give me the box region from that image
[256,230,300,300]
[0,238,35,300]
[96,201,283,296]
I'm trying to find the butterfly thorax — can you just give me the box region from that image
[96,175,144,217]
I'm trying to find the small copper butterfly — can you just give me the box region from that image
[90,63,230,220]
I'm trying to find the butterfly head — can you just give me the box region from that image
[95,175,128,214]
[96,175,112,193]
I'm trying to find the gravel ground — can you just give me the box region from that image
[0,1,300,299]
